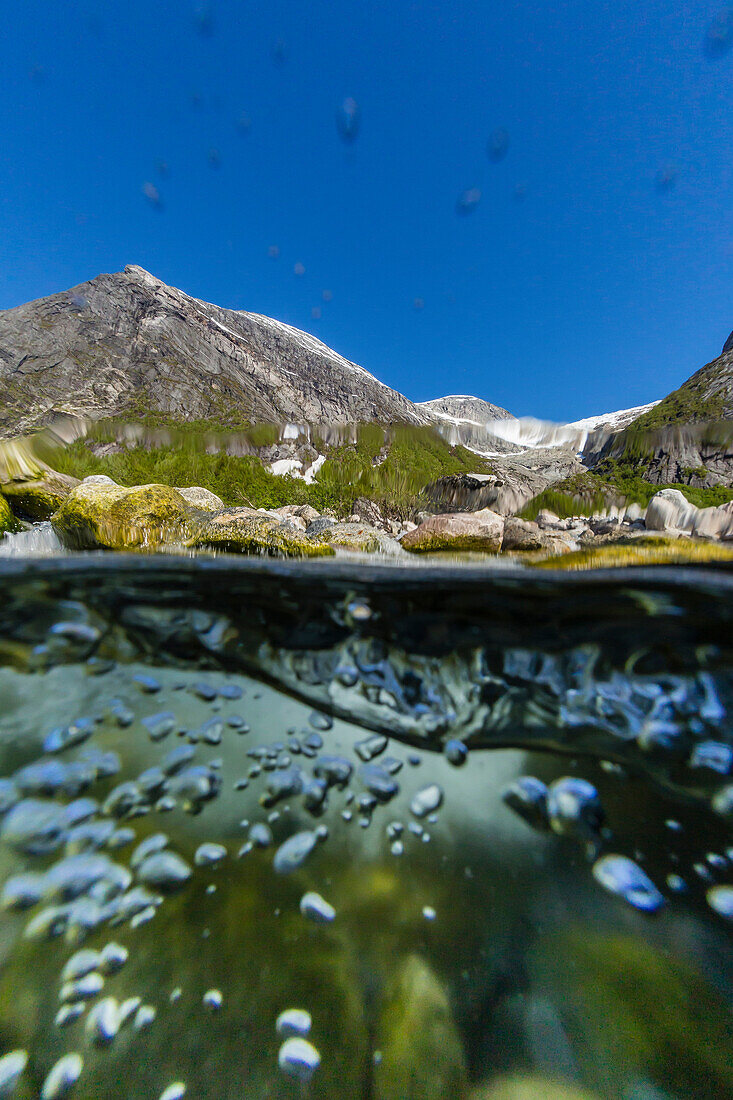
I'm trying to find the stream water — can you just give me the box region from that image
[0,552,730,1099]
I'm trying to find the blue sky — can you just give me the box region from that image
[0,0,731,420]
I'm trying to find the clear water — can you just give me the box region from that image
[0,554,731,1099]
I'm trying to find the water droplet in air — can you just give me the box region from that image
[0,1050,28,1095]
[704,10,733,59]
[456,188,481,215]
[336,97,360,143]
[273,831,317,874]
[487,127,510,162]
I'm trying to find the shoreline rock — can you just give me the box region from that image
[401,510,504,553]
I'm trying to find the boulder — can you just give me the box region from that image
[52,480,198,550]
[1,470,80,521]
[401,510,504,553]
[192,507,334,558]
[693,500,733,540]
[175,485,224,511]
[645,489,698,534]
[501,517,570,554]
[645,489,733,540]
[304,515,401,553]
[536,509,561,528]
[322,521,401,554]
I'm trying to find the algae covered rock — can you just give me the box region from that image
[52,480,198,550]
[533,536,733,571]
[0,493,16,535]
[192,507,334,558]
[401,510,504,553]
[1,469,80,521]
[373,954,468,1099]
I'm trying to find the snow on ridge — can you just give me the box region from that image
[565,400,661,432]
[243,312,395,392]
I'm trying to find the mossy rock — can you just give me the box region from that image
[0,494,16,536]
[52,479,200,550]
[192,507,335,558]
[533,535,733,571]
[1,470,80,521]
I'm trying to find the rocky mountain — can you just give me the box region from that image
[723,331,733,356]
[417,395,514,423]
[0,266,431,434]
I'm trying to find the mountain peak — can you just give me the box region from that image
[0,268,428,432]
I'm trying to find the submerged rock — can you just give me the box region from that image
[1,470,79,521]
[401,510,504,554]
[373,954,468,1099]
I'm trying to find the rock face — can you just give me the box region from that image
[425,447,588,516]
[0,265,430,433]
[418,395,514,423]
[401,509,504,553]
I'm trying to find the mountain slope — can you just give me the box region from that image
[626,344,733,432]
[0,266,429,433]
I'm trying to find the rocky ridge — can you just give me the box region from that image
[0,266,430,433]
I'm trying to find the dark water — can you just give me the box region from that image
[0,554,731,1099]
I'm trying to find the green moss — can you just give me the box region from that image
[532,536,733,570]
[51,421,492,520]
[629,381,727,432]
[0,494,17,536]
[1,471,79,521]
